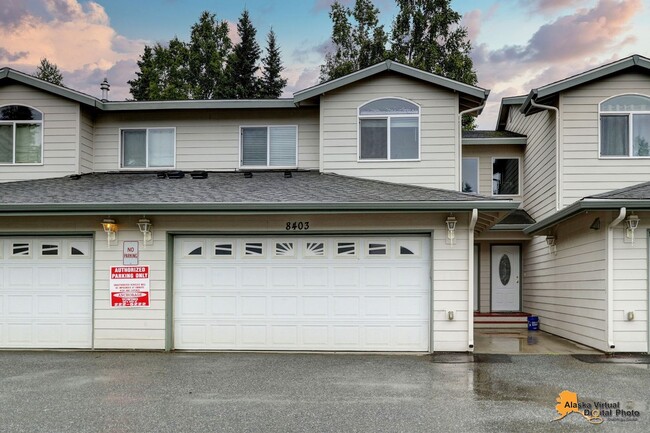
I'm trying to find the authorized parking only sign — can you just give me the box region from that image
[110,266,150,307]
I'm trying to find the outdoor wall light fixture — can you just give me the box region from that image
[445,215,457,245]
[137,218,153,247]
[101,217,118,247]
[625,214,640,244]
[546,235,557,255]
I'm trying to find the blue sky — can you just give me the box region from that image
[1,0,648,128]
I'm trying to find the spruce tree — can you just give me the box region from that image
[226,9,262,99]
[260,29,287,98]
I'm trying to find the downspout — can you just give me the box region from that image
[529,98,561,210]
[607,208,626,351]
[458,100,487,190]
[468,209,478,350]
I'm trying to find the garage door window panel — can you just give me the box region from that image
[336,241,357,257]
[40,243,59,257]
[244,242,264,257]
[305,242,325,257]
[0,105,43,165]
[274,242,295,257]
[12,242,30,257]
[367,241,388,256]
[214,243,234,257]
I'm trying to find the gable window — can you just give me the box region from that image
[462,158,479,194]
[121,128,175,168]
[241,126,297,167]
[492,158,519,196]
[0,105,43,164]
[358,98,419,160]
[600,94,650,157]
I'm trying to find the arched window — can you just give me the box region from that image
[600,94,650,157]
[358,98,420,160]
[0,105,43,164]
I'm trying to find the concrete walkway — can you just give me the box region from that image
[474,329,602,354]
[1,351,648,432]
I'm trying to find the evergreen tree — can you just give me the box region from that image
[154,37,191,100]
[320,0,387,82]
[260,29,287,98]
[226,9,262,99]
[34,58,64,86]
[128,45,156,100]
[390,0,477,128]
[188,11,232,99]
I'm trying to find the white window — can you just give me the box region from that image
[492,158,519,196]
[358,98,420,161]
[240,126,297,167]
[462,158,479,194]
[120,128,175,168]
[600,94,650,157]
[0,105,43,164]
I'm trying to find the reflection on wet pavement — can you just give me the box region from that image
[474,329,602,354]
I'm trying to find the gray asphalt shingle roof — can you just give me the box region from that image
[0,171,518,214]
[588,181,650,200]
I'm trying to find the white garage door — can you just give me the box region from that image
[174,235,430,351]
[0,237,93,348]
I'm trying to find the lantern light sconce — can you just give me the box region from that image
[101,218,118,247]
[546,235,556,255]
[137,218,153,246]
[446,215,457,245]
[625,214,640,244]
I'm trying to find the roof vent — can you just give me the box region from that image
[190,170,208,179]
[156,172,167,179]
[69,174,81,180]
[100,78,110,102]
[244,172,253,178]
[167,170,185,179]
[284,171,292,178]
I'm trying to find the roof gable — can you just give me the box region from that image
[521,54,650,115]
[0,67,100,108]
[293,60,490,112]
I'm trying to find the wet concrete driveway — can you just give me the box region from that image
[0,351,648,432]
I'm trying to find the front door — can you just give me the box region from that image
[491,245,520,312]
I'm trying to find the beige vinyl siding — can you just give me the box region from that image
[463,144,524,199]
[93,108,319,171]
[506,106,556,220]
[612,216,648,353]
[561,73,650,205]
[0,83,80,182]
[522,212,608,351]
[0,211,473,352]
[321,72,459,189]
[79,107,94,173]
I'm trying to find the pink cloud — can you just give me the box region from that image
[0,0,146,100]
[462,5,498,43]
[522,0,585,15]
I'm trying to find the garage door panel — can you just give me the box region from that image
[1,237,93,348]
[174,236,430,351]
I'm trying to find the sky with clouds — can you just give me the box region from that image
[1,0,648,129]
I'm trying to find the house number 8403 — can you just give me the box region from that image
[286,221,310,231]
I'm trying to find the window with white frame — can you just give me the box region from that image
[0,105,43,164]
[600,94,650,157]
[241,126,297,167]
[358,98,419,160]
[492,158,519,195]
[121,128,175,168]
[462,157,479,194]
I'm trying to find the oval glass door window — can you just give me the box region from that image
[499,254,511,285]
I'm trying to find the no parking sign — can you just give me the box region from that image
[110,266,150,307]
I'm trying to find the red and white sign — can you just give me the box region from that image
[110,266,150,307]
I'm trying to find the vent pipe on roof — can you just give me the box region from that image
[100,78,110,102]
